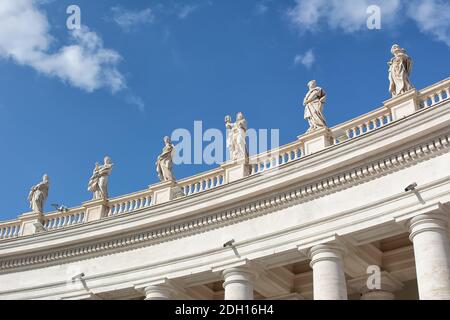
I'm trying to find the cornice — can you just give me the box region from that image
[1,124,449,272]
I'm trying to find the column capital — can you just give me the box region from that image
[308,242,346,269]
[408,213,449,241]
[135,278,182,300]
[222,266,259,287]
[222,265,258,300]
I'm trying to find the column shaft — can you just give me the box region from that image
[223,266,257,300]
[309,243,348,300]
[409,214,450,300]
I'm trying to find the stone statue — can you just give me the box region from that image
[87,162,101,200]
[388,44,414,97]
[156,136,176,182]
[303,80,327,133]
[28,174,49,214]
[88,157,113,200]
[225,112,248,162]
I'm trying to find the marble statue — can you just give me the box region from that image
[88,157,113,200]
[156,136,176,182]
[225,112,249,161]
[388,44,414,97]
[88,162,101,200]
[303,80,327,133]
[28,174,49,214]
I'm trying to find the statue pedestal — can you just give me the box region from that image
[19,212,45,236]
[298,128,333,156]
[83,199,109,222]
[384,89,419,121]
[221,160,251,184]
[150,181,185,205]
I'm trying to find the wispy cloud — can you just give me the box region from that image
[407,0,450,47]
[0,0,125,93]
[294,49,315,69]
[286,0,450,47]
[176,4,199,19]
[110,6,154,32]
[287,0,401,33]
[125,94,146,113]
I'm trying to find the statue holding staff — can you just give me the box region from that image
[28,174,49,214]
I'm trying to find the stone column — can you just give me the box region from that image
[144,283,175,300]
[223,266,257,300]
[309,243,348,300]
[409,214,450,300]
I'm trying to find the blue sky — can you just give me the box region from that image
[0,0,449,220]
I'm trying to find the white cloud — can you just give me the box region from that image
[0,0,125,93]
[177,5,199,19]
[286,0,450,47]
[125,94,146,113]
[110,6,154,31]
[407,0,450,46]
[294,49,315,69]
[287,0,402,33]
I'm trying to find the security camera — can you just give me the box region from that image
[71,273,85,282]
[405,183,418,192]
[223,239,235,248]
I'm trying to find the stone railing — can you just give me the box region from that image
[178,167,225,196]
[0,220,21,240]
[418,78,450,109]
[249,140,305,175]
[42,207,86,231]
[1,77,449,240]
[331,107,393,145]
[106,189,153,217]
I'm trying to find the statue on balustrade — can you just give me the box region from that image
[28,174,49,214]
[388,44,414,97]
[225,112,249,162]
[88,157,113,200]
[156,136,176,182]
[303,80,327,133]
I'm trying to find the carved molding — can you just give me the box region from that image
[1,131,448,272]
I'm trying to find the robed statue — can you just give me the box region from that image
[156,136,176,182]
[303,80,327,133]
[225,112,249,162]
[28,174,49,214]
[388,44,414,97]
[88,157,113,200]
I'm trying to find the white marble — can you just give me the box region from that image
[409,214,450,300]
[144,284,174,300]
[388,44,414,97]
[223,266,257,300]
[28,174,49,214]
[225,113,248,162]
[309,243,348,300]
[303,80,327,133]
